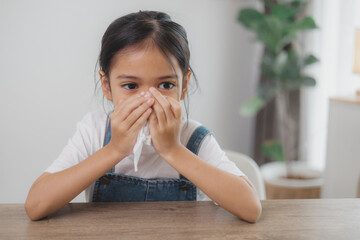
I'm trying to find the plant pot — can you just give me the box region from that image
[260,161,323,199]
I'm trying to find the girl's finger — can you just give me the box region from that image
[111,98,123,118]
[124,98,154,129]
[149,87,174,123]
[167,97,182,119]
[152,99,166,129]
[149,111,158,143]
[129,106,153,132]
[148,111,157,133]
[113,94,140,116]
[115,94,148,121]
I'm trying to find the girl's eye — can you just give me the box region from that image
[159,82,175,90]
[122,83,138,90]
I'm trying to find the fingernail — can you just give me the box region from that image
[147,108,152,113]
[149,87,155,93]
[140,91,145,96]
[147,98,154,105]
[144,91,151,98]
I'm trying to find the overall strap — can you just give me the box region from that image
[104,115,111,146]
[103,115,114,173]
[180,126,212,180]
[185,126,212,155]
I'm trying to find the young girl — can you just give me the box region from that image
[25,11,261,223]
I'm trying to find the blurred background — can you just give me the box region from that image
[0,0,359,203]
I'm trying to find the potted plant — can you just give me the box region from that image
[238,0,323,199]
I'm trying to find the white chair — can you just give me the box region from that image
[224,150,266,200]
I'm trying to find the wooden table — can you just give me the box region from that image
[1,199,359,239]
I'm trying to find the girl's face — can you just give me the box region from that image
[99,43,191,108]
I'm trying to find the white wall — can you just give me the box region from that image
[301,0,360,171]
[0,0,259,203]
[336,0,360,94]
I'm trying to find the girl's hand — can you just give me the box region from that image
[107,93,154,157]
[148,87,183,159]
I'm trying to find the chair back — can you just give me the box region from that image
[225,150,266,200]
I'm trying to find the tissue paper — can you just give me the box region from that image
[132,122,152,172]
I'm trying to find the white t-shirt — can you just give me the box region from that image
[45,111,246,202]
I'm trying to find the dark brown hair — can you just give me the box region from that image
[94,10,198,121]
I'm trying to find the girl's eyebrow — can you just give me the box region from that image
[158,74,178,80]
[116,74,178,80]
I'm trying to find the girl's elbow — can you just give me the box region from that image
[25,200,37,221]
[247,202,262,223]
[236,201,262,223]
[25,198,48,221]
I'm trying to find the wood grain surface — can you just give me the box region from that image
[0,199,359,240]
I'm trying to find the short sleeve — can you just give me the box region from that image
[44,112,107,173]
[196,134,246,201]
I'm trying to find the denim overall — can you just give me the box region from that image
[92,119,211,202]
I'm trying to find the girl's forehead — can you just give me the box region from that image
[110,44,181,76]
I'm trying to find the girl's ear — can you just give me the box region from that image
[180,70,191,100]
[99,70,113,101]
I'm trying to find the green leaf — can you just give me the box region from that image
[240,96,266,117]
[271,5,297,21]
[292,16,317,31]
[276,31,297,51]
[238,8,264,31]
[280,50,301,81]
[278,0,298,4]
[261,140,285,162]
[303,54,319,66]
[274,51,288,76]
[261,51,277,79]
[300,76,316,86]
[256,16,283,52]
[283,75,316,91]
[278,0,308,5]
[284,81,302,91]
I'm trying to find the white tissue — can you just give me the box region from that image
[132,122,152,172]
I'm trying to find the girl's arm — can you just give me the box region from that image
[162,146,261,223]
[25,144,124,221]
[25,94,154,221]
[148,87,261,223]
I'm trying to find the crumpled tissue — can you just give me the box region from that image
[132,122,152,172]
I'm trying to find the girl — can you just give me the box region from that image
[25,11,261,223]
